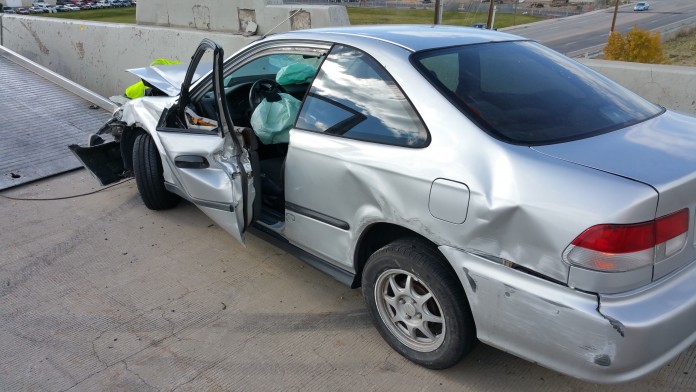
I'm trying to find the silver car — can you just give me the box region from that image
[71,26,696,383]
[634,2,650,11]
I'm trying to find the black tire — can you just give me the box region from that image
[362,238,476,369]
[133,133,180,210]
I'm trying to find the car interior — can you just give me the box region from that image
[189,53,325,225]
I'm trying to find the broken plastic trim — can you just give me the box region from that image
[68,142,125,186]
[465,249,567,286]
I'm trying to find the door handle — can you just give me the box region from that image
[175,155,209,169]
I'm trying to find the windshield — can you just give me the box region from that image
[412,41,663,145]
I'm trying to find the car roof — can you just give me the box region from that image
[272,25,526,52]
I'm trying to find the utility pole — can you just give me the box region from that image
[610,0,620,31]
[434,0,443,24]
[486,0,495,29]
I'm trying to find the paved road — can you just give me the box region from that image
[1,170,694,391]
[505,0,696,56]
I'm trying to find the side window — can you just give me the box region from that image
[223,54,324,85]
[193,52,324,130]
[296,45,428,147]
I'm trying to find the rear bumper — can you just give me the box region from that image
[440,246,696,383]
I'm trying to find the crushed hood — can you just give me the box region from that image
[127,62,212,97]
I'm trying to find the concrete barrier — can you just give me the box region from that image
[580,59,696,115]
[0,0,350,98]
[136,0,350,36]
[0,15,258,97]
[0,14,694,116]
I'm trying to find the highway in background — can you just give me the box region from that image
[504,0,696,57]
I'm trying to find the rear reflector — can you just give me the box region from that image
[564,209,689,272]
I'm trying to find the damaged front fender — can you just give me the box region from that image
[69,96,177,186]
[68,116,132,186]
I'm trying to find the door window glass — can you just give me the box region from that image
[296,45,428,147]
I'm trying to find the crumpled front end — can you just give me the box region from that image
[68,96,177,186]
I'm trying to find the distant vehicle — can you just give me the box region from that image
[64,4,81,10]
[95,1,110,8]
[472,23,496,30]
[1,6,16,13]
[110,0,125,7]
[634,2,649,11]
[16,7,30,14]
[55,5,69,11]
[28,6,46,13]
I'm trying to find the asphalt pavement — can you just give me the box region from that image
[505,0,696,56]
[1,170,694,391]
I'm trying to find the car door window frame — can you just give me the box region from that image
[189,41,332,105]
[295,44,431,148]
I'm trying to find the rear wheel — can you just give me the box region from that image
[362,238,476,369]
[133,133,179,210]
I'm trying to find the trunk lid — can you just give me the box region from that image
[533,111,696,280]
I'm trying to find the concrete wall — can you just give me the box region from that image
[0,0,349,97]
[580,59,696,115]
[0,14,694,116]
[0,15,259,97]
[136,0,349,35]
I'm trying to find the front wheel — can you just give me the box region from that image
[133,133,180,210]
[362,238,476,369]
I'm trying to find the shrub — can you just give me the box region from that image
[603,25,665,64]
[604,31,625,60]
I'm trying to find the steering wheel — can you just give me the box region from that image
[249,79,287,112]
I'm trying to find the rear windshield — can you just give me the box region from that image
[412,41,663,145]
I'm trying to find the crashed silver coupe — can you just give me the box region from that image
[71,26,696,383]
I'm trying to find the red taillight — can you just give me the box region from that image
[565,209,689,272]
[571,222,654,254]
[655,209,689,244]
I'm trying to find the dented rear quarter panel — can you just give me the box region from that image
[357,41,660,283]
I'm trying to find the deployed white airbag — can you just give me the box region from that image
[250,93,301,144]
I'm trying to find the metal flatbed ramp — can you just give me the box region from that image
[0,46,116,190]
